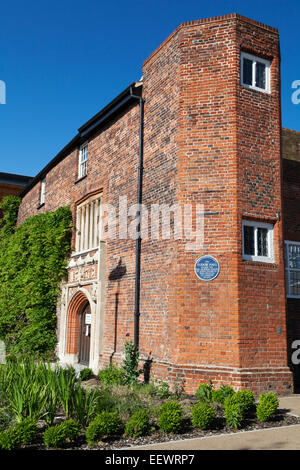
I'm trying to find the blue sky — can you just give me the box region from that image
[0,0,299,177]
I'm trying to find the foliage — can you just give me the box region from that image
[191,402,216,430]
[211,385,235,405]
[0,417,37,450]
[0,198,72,356]
[71,382,100,427]
[122,341,144,386]
[229,390,255,413]
[124,409,150,437]
[155,381,171,399]
[195,382,213,403]
[256,393,279,422]
[158,401,183,434]
[79,368,94,381]
[86,411,122,445]
[98,363,126,386]
[43,419,81,448]
[224,400,244,429]
[0,196,20,237]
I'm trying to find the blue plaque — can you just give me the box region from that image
[195,255,219,281]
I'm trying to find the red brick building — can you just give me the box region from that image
[0,172,32,220]
[17,13,300,394]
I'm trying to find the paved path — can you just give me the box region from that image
[122,395,300,450]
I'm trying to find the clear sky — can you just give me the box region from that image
[0,0,299,177]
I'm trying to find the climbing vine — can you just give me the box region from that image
[0,196,72,357]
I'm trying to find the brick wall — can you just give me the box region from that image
[16,14,296,395]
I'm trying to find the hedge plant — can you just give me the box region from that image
[0,196,72,356]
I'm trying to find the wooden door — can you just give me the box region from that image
[78,303,91,365]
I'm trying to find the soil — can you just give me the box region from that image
[21,401,300,451]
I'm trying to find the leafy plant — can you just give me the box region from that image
[158,401,183,434]
[211,384,235,405]
[256,392,279,422]
[224,400,244,429]
[230,390,255,413]
[122,341,143,386]
[79,368,94,381]
[98,363,125,386]
[43,419,81,448]
[195,382,213,403]
[124,409,150,437]
[86,411,122,445]
[191,402,216,430]
[0,418,37,450]
[156,381,170,399]
[0,199,72,356]
[71,382,100,427]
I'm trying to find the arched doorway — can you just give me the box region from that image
[66,290,92,366]
[78,302,91,365]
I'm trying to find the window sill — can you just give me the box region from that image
[242,258,277,268]
[37,203,45,210]
[74,174,87,184]
[241,83,270,95]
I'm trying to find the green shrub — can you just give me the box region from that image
[156,381,170,399]
[98,364,125,386]
[43,419,81,448]
[211,385,235,405]
[211,388,224,404]
[224,401,244,429]
[124,409,150,437]
[158,401,183,434]
[79,368,94,381]
[256,392,279,422]
[0,428,21,450]
[86,411,122,445]
[43,425,66,448]
[191,402,216,430]
[195,382,213,403]
[13,417,38,445]
[230,390,255,413]
[122,341,143,386]
[0,418,37,450]
[60,419,81,441]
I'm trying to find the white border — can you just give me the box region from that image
[242,220,274,263]
[194,255,220,281]
[241,52,271,94]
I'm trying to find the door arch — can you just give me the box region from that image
[66,290,92,365]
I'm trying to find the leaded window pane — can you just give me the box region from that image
[243,225,254,255]
[257,227,268,257]
[255,62,266,90]
[288,244,300,269]
[243,58,253,86]
[290,271,300,296]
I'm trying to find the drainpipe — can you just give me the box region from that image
[130,82,144,349]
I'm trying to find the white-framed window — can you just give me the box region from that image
[75,194,101,253]
[242,220,274,263]
[241,52,271,93]
[40,178,46,205]
[285,241,300,298]
[78,143,88,179]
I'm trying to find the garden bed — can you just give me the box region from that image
[14,378,300,450]
[1,357,300,451]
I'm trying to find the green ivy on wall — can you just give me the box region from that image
[0,196,72,357]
